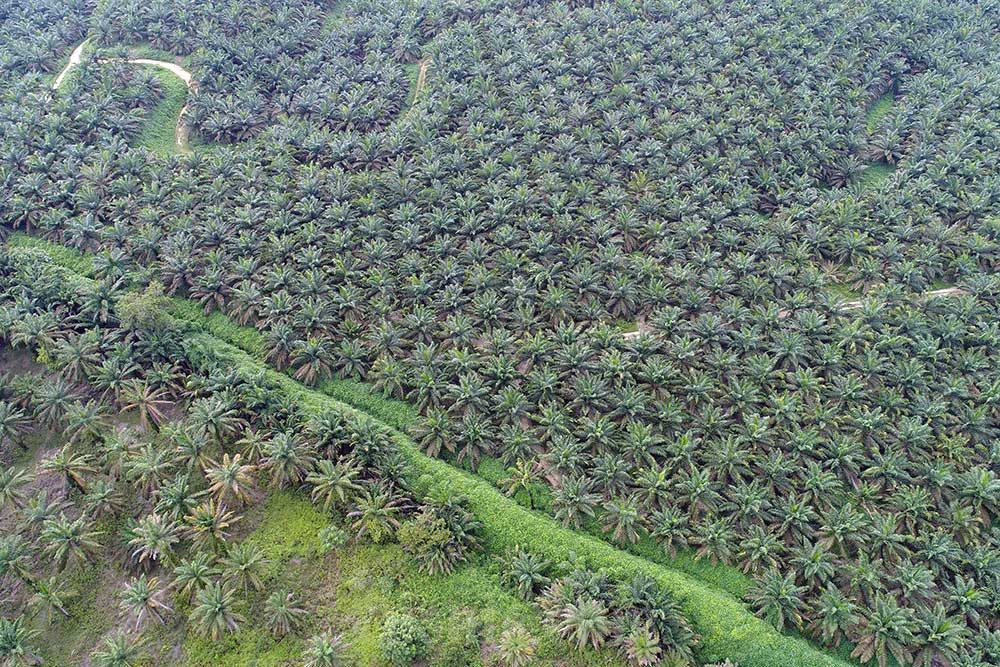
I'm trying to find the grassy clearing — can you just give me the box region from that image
[183,492,623,667]
[8,236,857,667]
[134,67,189,155]
[857,161,896,189]
[321,0,350,32]
[828,281,862,301]
[864,91,895,133]
[404,62,421,108]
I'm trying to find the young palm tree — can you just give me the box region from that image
[500,547,551,601]
[498,458,543,509]
[41,513,102,571]
[205,453,258,506]
[0,467,32,512]
[807,584,858,647]
[171,552,219,602]
[118,380,171,431]
[747,569,807,632]
[264,591,307,637]
[303,631,350,667]
[495,625,537,667]
[26,576,75,625]
[91,632,147,667]
[0,534,34,587]
[621,623,661,667]
[41,445,97,494]
[190,582,244,640]
[347,484,407,544]
[128,513,180,569]
[307,458,362,512]
[556,597,612,651]
[220,542,267,594]
[551,476,600,529]
[0,616,40,666]
[188,396,246,445]
[119,575,172,630]
[291,337,333,384]
[184,500,240,553]
[851,595,918,667]
[0,400,30,451]
[262,430,316,489]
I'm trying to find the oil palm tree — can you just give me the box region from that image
[264,591,307,637]
[220,542,267,594]
[307,458,362,512]
[128,513,180,569]
[40,513,102,571]
[556,597,612,651]
[91,633,147,667]
[190,582,244,640]
[119,575,172,630]
[747,569,807,632]
[303,631,350,667]
[205,453,257,506]
[347,484,406,544]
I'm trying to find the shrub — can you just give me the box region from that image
[379,614,429,666]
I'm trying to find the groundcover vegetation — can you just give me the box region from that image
[2,0,1000,665]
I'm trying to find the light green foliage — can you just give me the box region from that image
[117,282,177,332]
[134,67,188,154]
[241,491,327,580]
[379,614,429,666]
[865,92,895,133]
[7,233,95,276]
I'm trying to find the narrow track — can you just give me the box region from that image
[52,41,196,151]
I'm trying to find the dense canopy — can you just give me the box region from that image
[1,0,1000,665]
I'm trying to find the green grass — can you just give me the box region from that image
[185,492,623,667]
[614,319,640,333]
[134,68,189,155]
[864,91,895,133]
[321,0,350,32]
[857,161,896,189]
[7,232,94,275]
[404,62,421,108]
[9,237,858,667]
[828,281,862,301]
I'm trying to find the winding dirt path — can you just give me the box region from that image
[838,286,966,311]
[52,41,196,151]
[51,39,90,89]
